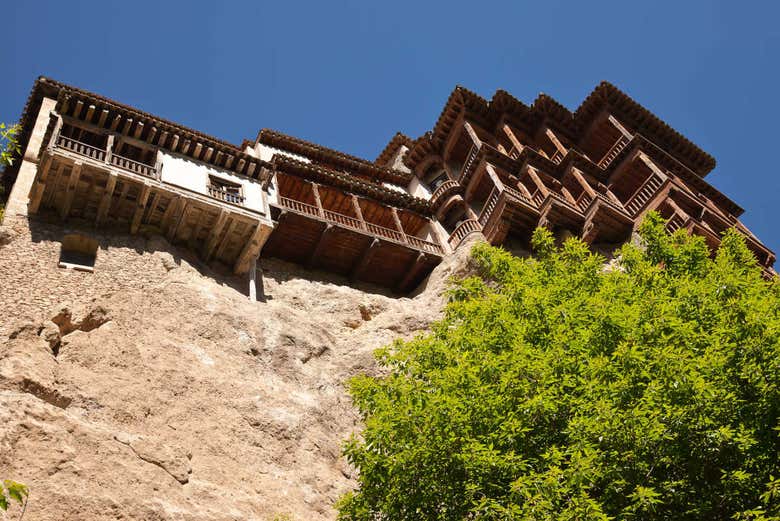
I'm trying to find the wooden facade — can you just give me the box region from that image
[5,77,775,294]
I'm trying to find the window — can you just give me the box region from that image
[59,234,98,272]
[208,176,245,205]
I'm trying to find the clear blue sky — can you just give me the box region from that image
[4,1,779,255]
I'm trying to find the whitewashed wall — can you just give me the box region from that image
[159,151,267,215]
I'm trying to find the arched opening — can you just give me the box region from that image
[59,234,99,272]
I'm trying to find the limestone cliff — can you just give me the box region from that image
[0,216,478,520]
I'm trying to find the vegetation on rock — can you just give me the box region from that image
[339,213,780,520]
[0,122,21,222]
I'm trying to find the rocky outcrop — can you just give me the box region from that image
[0,217,480,520]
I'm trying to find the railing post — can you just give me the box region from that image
[390,207,408,243]
[311,183,325,218]
[105,134,114,165]
[351,194,368,231]
[48,113,64,153]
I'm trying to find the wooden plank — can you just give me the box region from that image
[166,199,189,243]
[28,154,54,214]
[203,209,229,261]
[397,252,426,293]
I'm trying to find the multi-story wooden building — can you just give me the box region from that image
[3,77,774,296]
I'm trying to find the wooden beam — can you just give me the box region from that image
[397,252,426,293]
[95,173,118,227]
[148,126,158,143]
[234,223,272,274]
[98,109,109,128]
[158,130,168,147]
[485,164,505,191]
[59,162,82,220]
[110,115,122,131]
[74,100,84,119]
[143,191,162,225]
[193,142,203,158]
[246,162,257,177]
[170,134,180,152]
[503,124,524,155]
[351,194,367,230]
[188,207,206,250]
[608,114,633,139]
[545,127,567,155]
[390,207,407,242]
[28,155,54,214]
[113,182,131,220]
[181,139,191,155]
[311,183,325,217]
[166,200,190,243]
[526,167,550,197]
[214,217,238,261]
[351,238,380,281]
[130,183,152,234]
[307,223,334,269]
[203,210,229,261]
[121,118,133,136]
[203,147,213,163]
[85,105,95,122]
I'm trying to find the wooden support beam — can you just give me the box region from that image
[545,127,567,155]
[166,200,189,243]
[571,168,596,197]
[130,183,152,234]
[246,162,257,177]
[74,100,84,118]
[97,109,109,128]
[463,121,483,148]
[397,252,426,293]
[608,114,633,139]
[311,183,325,217]
[113,182,131,220]
[95,173,118,227]
[215,151,223,165]
[110,115,122,132]
[59,162,82,220]
[351,238,380,281]
[143,191,162,225]
[527,167,550,197]
[181,139,191,155]
[85,105,95,122]
[148,126,157,143]
[171,134,180,152]
[158,130,169,147]
[390,207,407,242]
[193,142,203,158]
[160,196,181,233]
[225,154,234,169]
[503,124,524,155]
[28,155,54,214]
[236,158,246,173]
[203,147,213,163]
[60,96,71,116]
[214,218,238,261]
[234,223,272,274]
[351,194,367,230]
[485,164,505,191]
[121,118,133,136]
[307,223,334,269]
[203,210,229,261]
[133,120,143,139]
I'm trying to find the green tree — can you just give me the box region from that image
[0,480,28,515]
[338,213,780,520]
[0,122,22,222]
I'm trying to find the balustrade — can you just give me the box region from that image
[276,196,444,254]
[624,173,665,216]
[448,219,482,249]
[598,134,630,168]
[56,135,106,161]
[208,185,245,205]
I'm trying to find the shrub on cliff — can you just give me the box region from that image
[338,213,780,520]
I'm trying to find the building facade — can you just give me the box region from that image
[4,78,775,295]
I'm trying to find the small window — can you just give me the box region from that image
[59,234,98,272]
[208,176,245,205]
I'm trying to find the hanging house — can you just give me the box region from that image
[3,77,775,294]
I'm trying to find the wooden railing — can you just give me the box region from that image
[666,213,687,233]
[549,149,564,165]
[448,219,482,250]
[479,188,501,226]
[430,180,460,204]
[366,222,405,243]
[111,154,158,179]
[56,135,106,161]
[531,190,545,207]
[458,145,481,183]
[625,173,665,216]
[276,196,444,255]
[503,185,532,205]
[546,191,582,214]
[324,209,363,230]
[208,185,245,205]
[278,196,320,217]
[598,134,630,168]
[576,192,594,212]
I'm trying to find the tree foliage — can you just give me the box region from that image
[338,213,780,520]
[0,480,28,513]
[0,122,21,168]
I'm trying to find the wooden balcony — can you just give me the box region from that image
[448,219,482,250]
[430,180,461,210]
[53,133,159,180]
[263,195,443,292]
[624,172,667,216]
[208,185,246,206]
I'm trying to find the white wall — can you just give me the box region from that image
[159,151,267,215]
[407,177,431,200]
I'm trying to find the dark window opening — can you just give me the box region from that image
[59,234,99,272]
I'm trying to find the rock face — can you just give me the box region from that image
[0,216,478,520]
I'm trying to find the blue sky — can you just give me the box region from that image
[4,1,779,255]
